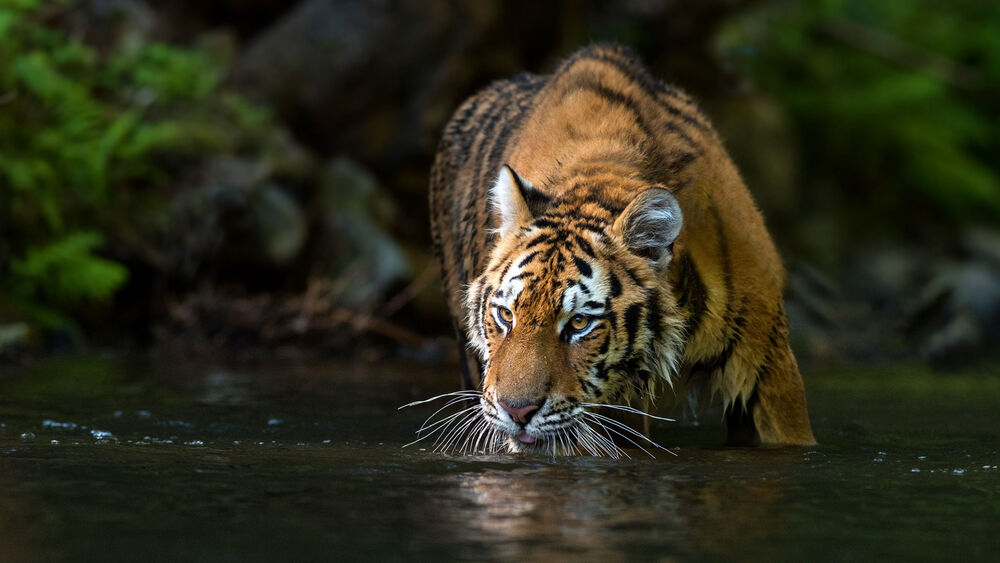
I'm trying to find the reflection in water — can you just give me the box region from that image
[421,453,802,560]
[1,358,998,561]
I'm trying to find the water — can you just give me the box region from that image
[0,357,997,562]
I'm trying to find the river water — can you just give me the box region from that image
[0,356,997,562]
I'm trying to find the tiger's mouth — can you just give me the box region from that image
[400,391,675,458]
[514,430,536,444]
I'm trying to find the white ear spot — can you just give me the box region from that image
[489,165,535,237]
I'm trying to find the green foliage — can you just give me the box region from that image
[721,0,1000,233]
[0,1,271,336]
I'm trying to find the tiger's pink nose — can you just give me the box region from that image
[499,401,540,425]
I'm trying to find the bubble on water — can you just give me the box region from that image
[50,439,59,445]
[90,429,116,442]
[42,420,78,430]
[911,468,920,473]
[917,455,926,460]
[233,440,241,445]
[20,432,35,440]
[322,439,331,444]
[953,469,965,475]
[267,418,284,426]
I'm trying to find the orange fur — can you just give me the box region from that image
[430,45,815,451]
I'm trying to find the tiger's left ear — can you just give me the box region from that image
[612,187,683,269]
[490,164,550,237]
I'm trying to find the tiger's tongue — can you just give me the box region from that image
[516,431,536,444]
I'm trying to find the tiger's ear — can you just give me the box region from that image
[612,187,683,269]
[490,164,549,237]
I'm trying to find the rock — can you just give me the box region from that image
[0,323,30,359]
[912,262,1000,366]
[962,227,1000,270]
[252,184,307,266]
[230,0,467,157]
[316,157,410,306]
[923,309,981,366]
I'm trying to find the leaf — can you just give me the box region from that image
[8,232,129,302]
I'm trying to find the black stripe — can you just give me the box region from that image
[574,235,596,258]
[562,76,667,161]
[597,334,611,356]
[572,256,593,278]
[609,272,622,298]
[581,46,711,132]
[623,302,643,354]
[524,234,552,249]
[592,360,609,381]
[674,252,707,337]
[517,251,541,268]
[645,289,662,342]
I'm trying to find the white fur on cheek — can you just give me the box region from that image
[464,251,532,361]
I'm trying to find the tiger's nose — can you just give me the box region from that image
[499,400,541,425]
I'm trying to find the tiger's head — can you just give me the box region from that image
[465,165,686,454]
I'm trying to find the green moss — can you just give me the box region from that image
[720,0,1000,247]
[0,1,274,337]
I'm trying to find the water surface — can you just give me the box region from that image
[1,357,997,562]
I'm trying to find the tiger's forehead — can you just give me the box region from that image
[489,225,615,320]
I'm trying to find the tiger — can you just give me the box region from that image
[428,44,815,454]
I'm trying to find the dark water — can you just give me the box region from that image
[0,357,997,562]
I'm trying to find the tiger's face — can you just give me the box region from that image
[464,166,685,454]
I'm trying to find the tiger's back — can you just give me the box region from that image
[430,44,814,448]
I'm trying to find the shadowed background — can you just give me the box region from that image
[1,0,998,370]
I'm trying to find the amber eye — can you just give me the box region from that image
[568,314,591,331]
[496,306,515,325]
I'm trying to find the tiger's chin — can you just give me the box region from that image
[503,432,577,456]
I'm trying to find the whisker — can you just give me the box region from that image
[582,416,630,459]
[416,404,481,435]
[416,397,480,429]
[434,411,477,452]
[583,411,673,454]
[403,406,478,449]
[399,391,482,410]
[436,409,483,453]
[580,402,675,422]
[582,411,676,458]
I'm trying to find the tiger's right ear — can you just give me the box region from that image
[489,164,550,237]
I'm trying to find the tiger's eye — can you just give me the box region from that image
[569,314,590,331]
[497,306,514,324]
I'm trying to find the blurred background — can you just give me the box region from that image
[1,0,998,370]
